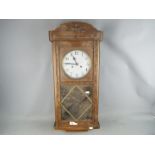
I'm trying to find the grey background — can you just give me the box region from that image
[0,19,155,134]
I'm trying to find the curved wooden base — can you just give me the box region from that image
[54,121,100,131]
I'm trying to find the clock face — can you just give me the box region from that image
[62,50,91,79]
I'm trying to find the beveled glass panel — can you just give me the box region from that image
[61,85,93,121]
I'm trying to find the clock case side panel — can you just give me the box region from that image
[92,40,100,129]
[51,41,62,129]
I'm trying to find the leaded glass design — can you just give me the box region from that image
[61,85,93,121]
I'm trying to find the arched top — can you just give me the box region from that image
[53,21,98,33]
[49,21,103,42]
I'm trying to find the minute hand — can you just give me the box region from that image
[64,62,77,65]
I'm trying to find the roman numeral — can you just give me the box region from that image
[75,51,78,55]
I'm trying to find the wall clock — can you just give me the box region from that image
[49,22,103,131]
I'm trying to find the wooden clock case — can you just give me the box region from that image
[49,22,103,131]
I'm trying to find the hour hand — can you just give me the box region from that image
[64,62,77,65]
[71,54,78,65]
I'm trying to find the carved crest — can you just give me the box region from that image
[54,22,97,32]
[49,21,103,41]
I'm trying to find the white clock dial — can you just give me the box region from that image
[62,50,91,79]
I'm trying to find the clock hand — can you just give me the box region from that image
[64,62,77,65]
[71,54,78,65]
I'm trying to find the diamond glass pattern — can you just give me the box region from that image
[61,85,93,121]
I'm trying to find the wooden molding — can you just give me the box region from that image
[49,22,103,42]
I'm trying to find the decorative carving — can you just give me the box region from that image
[49,22,103,41]
[55,22,97,32]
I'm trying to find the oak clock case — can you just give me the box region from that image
[49,22,103,131]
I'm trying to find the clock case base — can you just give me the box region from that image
[54,121,100,131]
